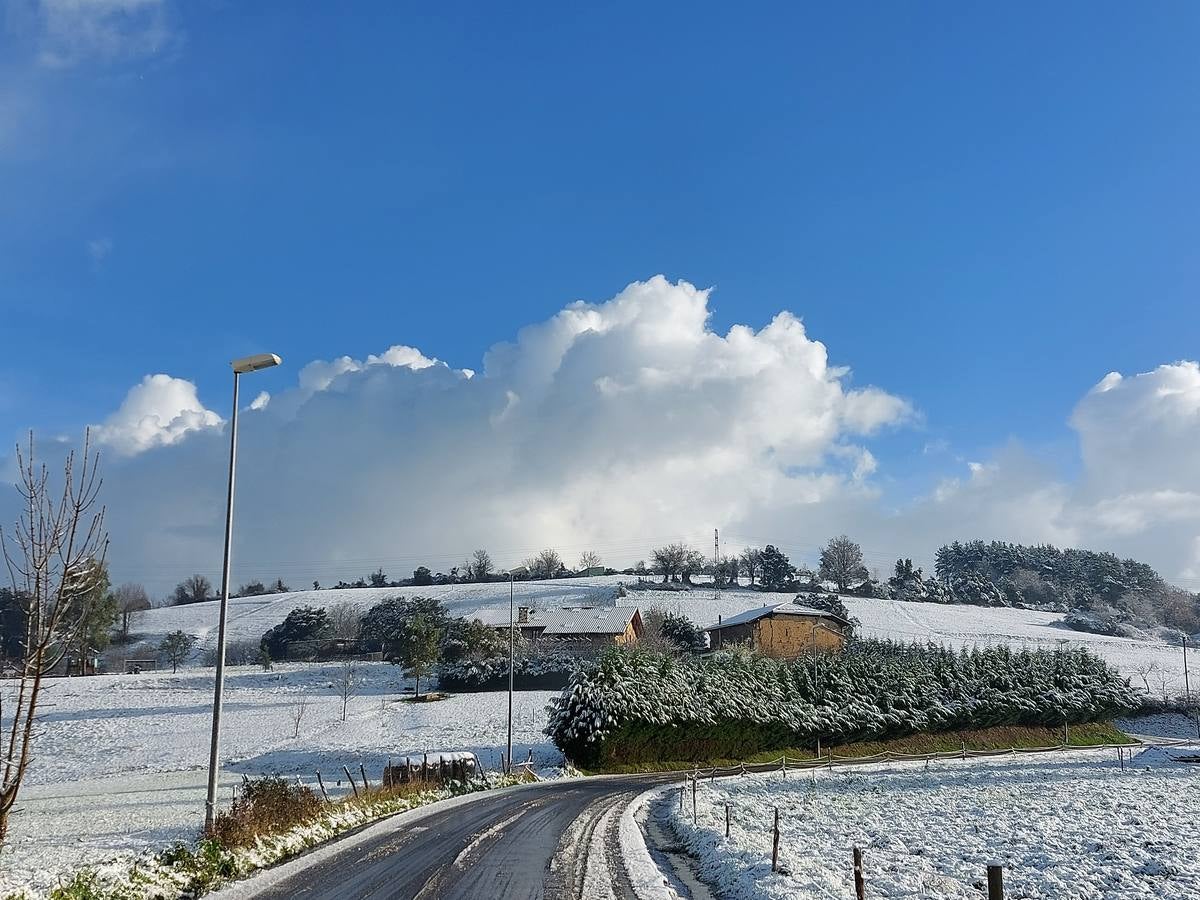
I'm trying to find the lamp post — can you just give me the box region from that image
[507,571,515,774]
[204,352,280,832]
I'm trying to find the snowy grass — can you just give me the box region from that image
[663,746,1200,899]
[590,722,1134,773]
[0,664,559,895]
[7,774,526,900]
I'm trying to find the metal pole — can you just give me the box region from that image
[205,370,240,831]
[1183,636,1191,707]
[507,572,514,774]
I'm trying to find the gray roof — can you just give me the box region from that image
[704,602,849,631]
[474,606,639,635]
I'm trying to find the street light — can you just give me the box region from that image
[204,352,280,831]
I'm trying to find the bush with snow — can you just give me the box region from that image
[546,642,1142,767]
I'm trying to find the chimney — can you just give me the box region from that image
[517,606,530,624]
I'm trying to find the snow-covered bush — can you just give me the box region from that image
[438,652,577,690]
[546,642,1142,767]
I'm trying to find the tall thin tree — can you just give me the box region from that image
[0,432,108,841]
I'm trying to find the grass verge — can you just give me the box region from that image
[587,721,1135,774]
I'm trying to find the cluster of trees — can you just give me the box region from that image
[258,596,506,697]
[877,540,1200,635]
[643,535,870,595]
[548,641,1142,766]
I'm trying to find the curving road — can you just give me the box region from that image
[231,774,682,900]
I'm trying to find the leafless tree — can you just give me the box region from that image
[522,548,563,580]
[818,535,868,593]
[172,573,212,606]
[325,601,362,640]
[336,660,357,722]
[1133,662,1160,695]
[289,696,308,739]
[578,550,602,572]
[114,582,150,643]
[739,548,763,587]
[0,432,108,841]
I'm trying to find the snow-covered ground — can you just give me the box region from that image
[619,588,1196,693]
[9,577,1196,894]
[660,747,1200,899]
[0,663,557,895]
[132,577,1196,694]
[129,577,627,655]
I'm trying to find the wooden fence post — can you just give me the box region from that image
[343,765,360,799]
[771,807,781,872]
[987,864,1004,900]
[725,803,731,838]
[360,763,370,793]
[315,771,330,803]
[692,775,698,824]
[781,754,787,779]
[853,846,865,900]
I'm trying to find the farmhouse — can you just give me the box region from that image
[705,601,850,658]
[479,606,643,656]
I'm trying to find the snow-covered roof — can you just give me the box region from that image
[705,602,848,631]
[474,606,639,635]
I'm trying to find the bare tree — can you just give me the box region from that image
[1133,662,1160,695]
[289,697,308,739]
[578,550,602,572]
[114,582,150,643]
[336,660,357,722]
[523,548,563,580]
[0,432,108,841]
[739,548,762,587]
[325,602,362,640]
[172,574,212,606]
[818,535,868,593]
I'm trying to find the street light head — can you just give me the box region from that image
[231,353,282,374]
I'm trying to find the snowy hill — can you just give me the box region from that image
[134,576,628,651]
[134,576,1192,693]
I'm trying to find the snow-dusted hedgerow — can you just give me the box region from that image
[438,652,577,690]
[546,642,1142,767]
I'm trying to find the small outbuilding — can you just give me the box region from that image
[705,601,850,658]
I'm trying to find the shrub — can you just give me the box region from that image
[546,642,1142,767]
[209,777,323,848]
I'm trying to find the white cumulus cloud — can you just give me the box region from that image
[24,279,1200,596]
[92,373,222,456]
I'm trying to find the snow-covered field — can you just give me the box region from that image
[8,577,1197,894]
[0,664,557,895]
[131,576,1196,693]
[129,578,627,654]
[661,747,1200,899]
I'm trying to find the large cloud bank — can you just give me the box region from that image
[8,277,1199,596]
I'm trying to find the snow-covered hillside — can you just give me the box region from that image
[660,747,1200,899]
[132,577,1196,693]
[132,576,627,652]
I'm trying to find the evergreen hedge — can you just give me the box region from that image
[546,641,1142,767]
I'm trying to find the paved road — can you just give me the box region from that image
[241,775,677,900]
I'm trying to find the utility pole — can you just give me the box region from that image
[713,528,721,602]
[507,571,515,774]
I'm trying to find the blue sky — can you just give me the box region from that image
[2,2,1199,588]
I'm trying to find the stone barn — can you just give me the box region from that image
[705,602,850,658]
